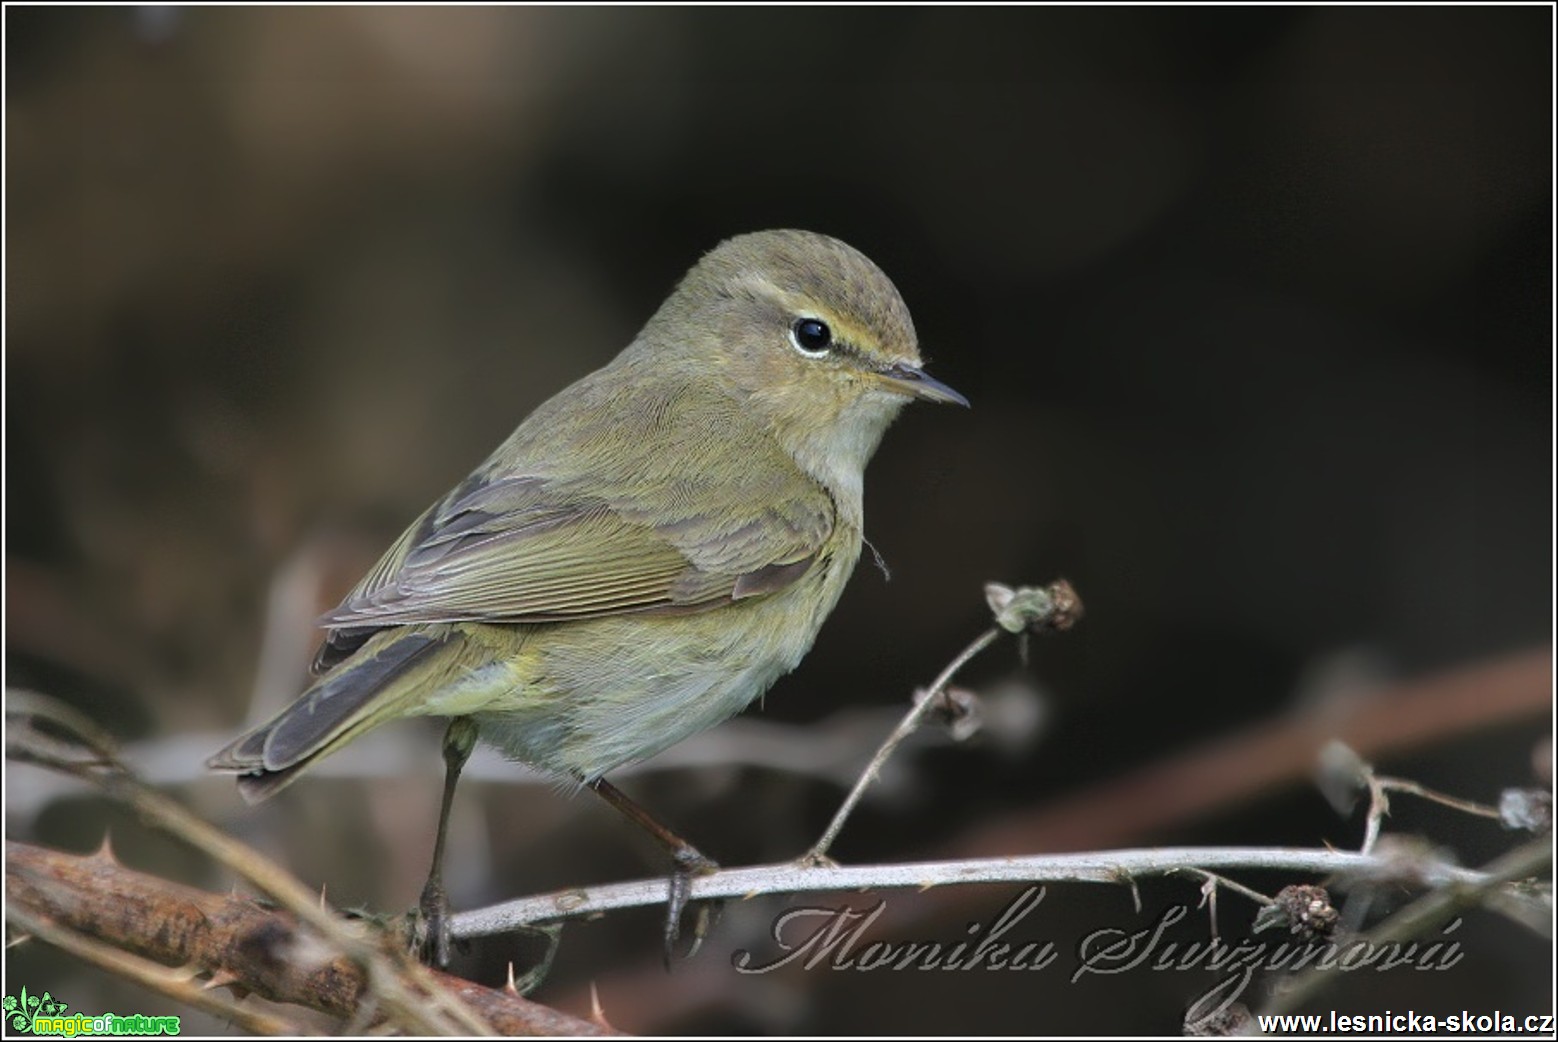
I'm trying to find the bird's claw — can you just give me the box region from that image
[663,848,722,967]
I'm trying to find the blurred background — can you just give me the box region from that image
[5,5,1551,1035]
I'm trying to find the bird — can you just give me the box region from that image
[208,228,967,964]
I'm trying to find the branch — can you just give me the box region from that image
[6,901,306,1037]
[806,578,1082,861]
[1260,837,1554,1016]
[5,840,616,1037]
[4,697,612,1036]
[548,645,1551,1028]
[804,626,1001,861]
[451,844,1489,940]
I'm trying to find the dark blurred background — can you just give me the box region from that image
[5,6,1551,1035]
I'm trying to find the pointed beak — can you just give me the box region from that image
[875,362,970,407]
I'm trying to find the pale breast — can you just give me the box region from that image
[475,531,861,780]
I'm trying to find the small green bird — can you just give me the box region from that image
[208,229,966,963]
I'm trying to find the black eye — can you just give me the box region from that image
[790,317,833,355]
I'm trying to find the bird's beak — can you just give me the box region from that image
[875,362,970,407]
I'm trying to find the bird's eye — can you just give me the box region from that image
[789,317,833,357]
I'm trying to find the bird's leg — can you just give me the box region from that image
[416,716,479,966]
[587,776,722,964]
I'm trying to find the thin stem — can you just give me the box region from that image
[1378,776,1505,821]
[805,626,1002,862]
[1360,770,1505,855]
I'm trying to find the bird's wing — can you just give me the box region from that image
[328,471,834,625]
[311,385,838,669]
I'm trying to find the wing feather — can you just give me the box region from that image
[318,381,837,637]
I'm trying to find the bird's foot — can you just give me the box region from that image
[664,846,722,967]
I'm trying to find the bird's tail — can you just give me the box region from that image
[207,631,447,803]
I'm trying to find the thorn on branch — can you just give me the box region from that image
[588,983,617,1033]
[91,834,119,866]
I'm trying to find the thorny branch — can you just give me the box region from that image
[4,840,616,1036]
[6,899,305,1037]
[449,845,1494,940]
[3,696,607,1037]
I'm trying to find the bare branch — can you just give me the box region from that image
[451,844,1489,940]
[5,840,618,1037]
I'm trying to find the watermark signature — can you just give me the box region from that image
[4,988,181,1037]
[734,885,1057,973]
[733,886,1466,1024]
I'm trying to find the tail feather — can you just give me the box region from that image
[207,631,446,803]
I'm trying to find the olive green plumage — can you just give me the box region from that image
[209,229,965,801]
